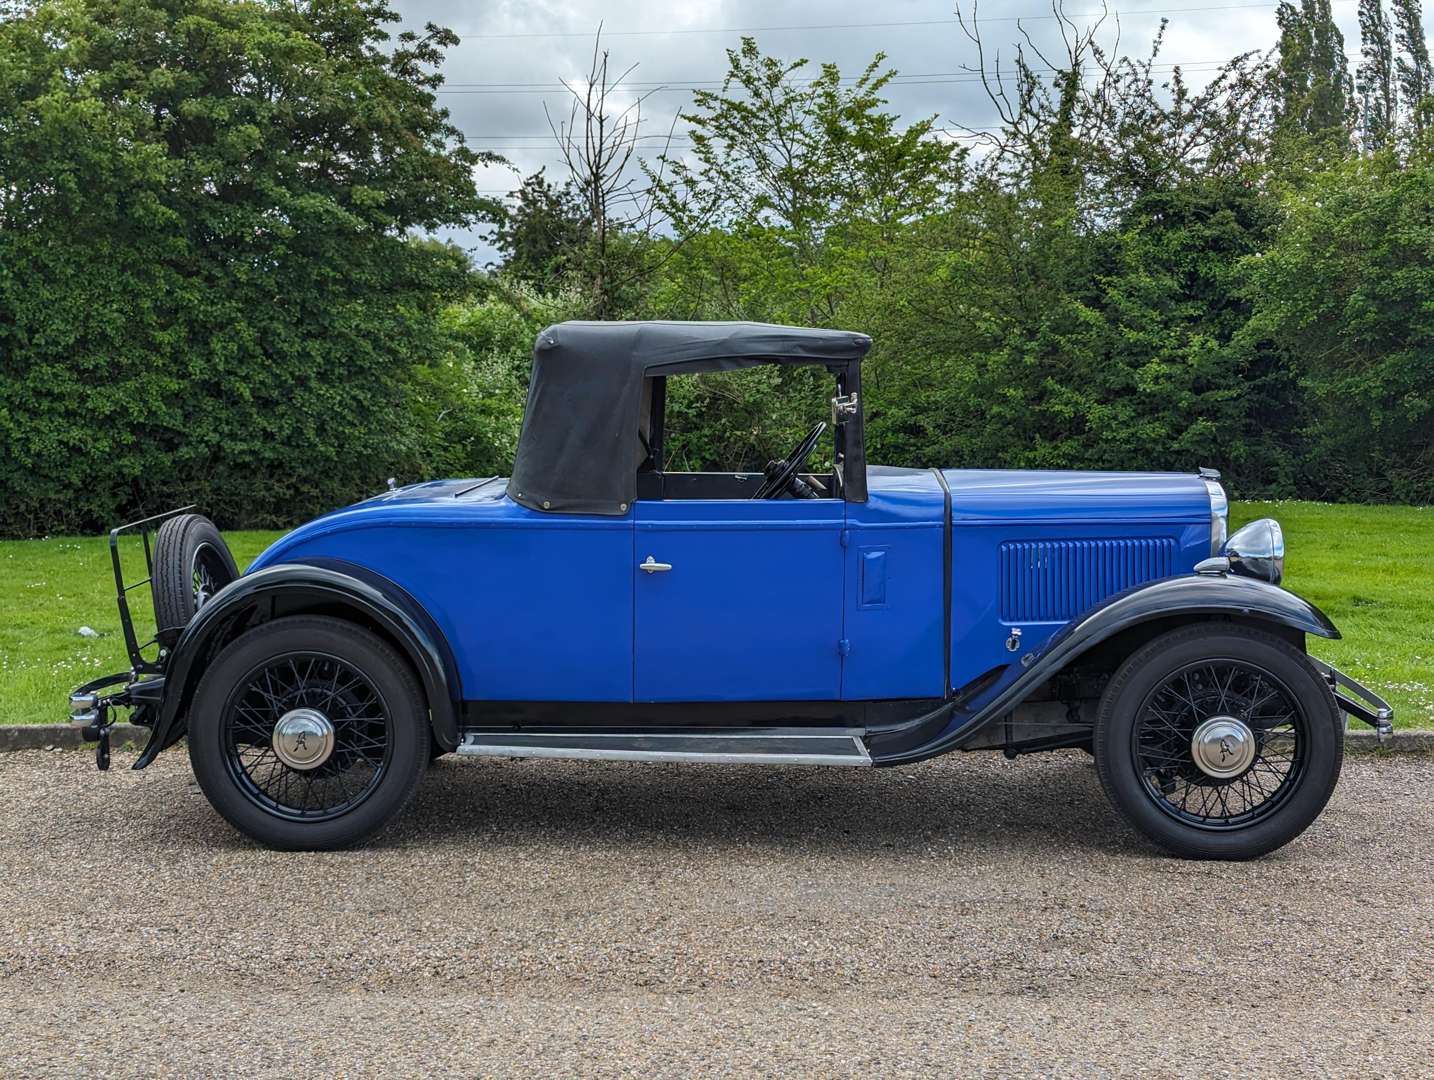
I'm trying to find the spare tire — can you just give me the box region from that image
[152,513,239,637]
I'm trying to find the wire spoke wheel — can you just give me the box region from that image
[190,542,227,609]
[1132,659,1308,831]
[221,651,394,823]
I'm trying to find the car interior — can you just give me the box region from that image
[634,371,853,502]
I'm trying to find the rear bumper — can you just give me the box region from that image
[1308,657,1394,741]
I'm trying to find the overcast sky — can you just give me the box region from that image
[392,0,1365,263]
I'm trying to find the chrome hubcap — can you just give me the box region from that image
[1190,715,1256,779]
[272,708,336,771]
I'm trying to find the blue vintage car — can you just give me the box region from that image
[70,321,1392,857]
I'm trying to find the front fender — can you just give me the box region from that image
[132,559,462,768]
[870,572,1339,765]
[1031,571,1339,656]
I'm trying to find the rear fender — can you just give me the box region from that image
[132,559,462,768]
[869,572,1340,764]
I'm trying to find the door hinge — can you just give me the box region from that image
[839,529,850,548]
[837,638,851,657]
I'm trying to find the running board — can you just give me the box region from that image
[455,728,872,766]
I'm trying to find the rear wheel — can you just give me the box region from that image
[152,514,238,634]
[188,616,429,850]
[1095,624,1342,860]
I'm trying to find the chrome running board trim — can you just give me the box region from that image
[455,727,872,766]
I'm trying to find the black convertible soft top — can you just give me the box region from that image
[507,320,872,515]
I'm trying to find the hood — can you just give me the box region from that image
[357,476,506,506]
[941,469,1212,524]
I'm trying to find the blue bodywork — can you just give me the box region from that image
[97,321,1388,797]
[246,467,1212,707]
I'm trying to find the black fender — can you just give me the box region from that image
[132,559,463,768]
[869,572,1340,766]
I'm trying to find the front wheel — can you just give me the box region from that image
[1095,624,1342,860]
[188,616,429,850]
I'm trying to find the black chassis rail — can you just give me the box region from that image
[68,506,192,768]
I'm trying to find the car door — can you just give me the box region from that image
[633,497,846,702]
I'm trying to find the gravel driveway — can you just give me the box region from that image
[2,748,1431,1078]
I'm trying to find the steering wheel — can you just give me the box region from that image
[754,421,827,499]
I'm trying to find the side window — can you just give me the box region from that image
[640,366,839,501]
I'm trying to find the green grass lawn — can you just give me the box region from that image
[1228,501,1434,728]
[0,529,283,726]
[0,502,1429,727]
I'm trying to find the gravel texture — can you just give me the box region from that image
[2,748,1431,1078]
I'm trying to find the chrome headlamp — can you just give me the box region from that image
[1224,518,1284,585]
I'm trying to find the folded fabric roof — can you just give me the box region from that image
[508,320,872,515]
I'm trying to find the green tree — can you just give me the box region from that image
[651,38,961,326]
[543,31,672,318]
[1244,151,1434,501]
[0,0,495,535]
[640,39,963,470]
[865,176,1289,485]
[1273,0,1353,153]
[1358,0,1397,149]
[407,284,585,481]
[492,170,589,293]
[1393,0,1433,133]
[865,9,1284,485]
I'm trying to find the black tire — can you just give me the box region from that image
[1095,623,1343,860]
[188,616,429,850]
[152,514,239,635]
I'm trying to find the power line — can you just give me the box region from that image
[464,126,1004,151]
[445,71,990,88]
[435,64,1244,93]
[454,2,1344,41]
[436,59,1252,94]
[440,61,1240,90]
[464,125,1001,143]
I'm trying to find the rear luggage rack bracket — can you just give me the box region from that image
[109,505,195,676]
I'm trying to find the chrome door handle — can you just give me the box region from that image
[640,555,672,573]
